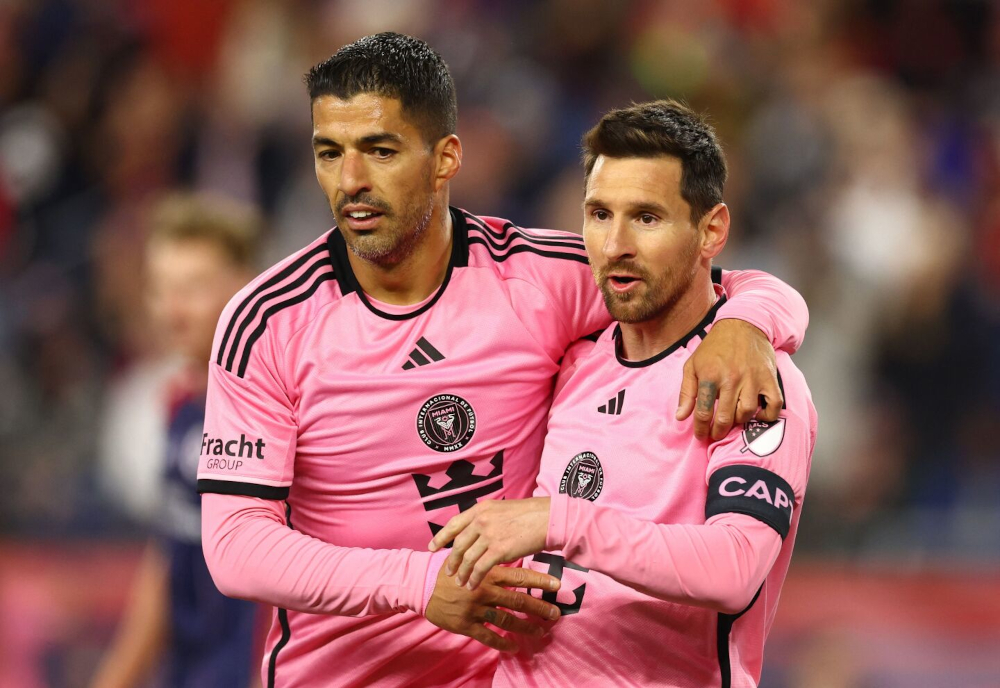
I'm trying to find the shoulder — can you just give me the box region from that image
[213,230,339,378]
[773,352,814,421]
[460,210,590,273]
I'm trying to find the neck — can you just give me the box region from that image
[618,268,716,362]
[348,201,453,305]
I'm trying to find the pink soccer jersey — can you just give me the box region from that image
[196,208,809,688]
[495,285,818,688]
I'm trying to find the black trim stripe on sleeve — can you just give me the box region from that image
[267,502,295,688]
[224,257,333,373]
[467,237,590,265]
[717,584,763,688]
[706,465,794,539]
[235,272,337,377]
[197,479,290,501]
[216,244,328,367]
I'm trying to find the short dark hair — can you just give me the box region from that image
[305,32,457,144]
[582,99,727,222]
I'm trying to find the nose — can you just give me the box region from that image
[603,218,636,263]
[339,151,372,197]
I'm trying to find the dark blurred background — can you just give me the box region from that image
[1,0,998,686]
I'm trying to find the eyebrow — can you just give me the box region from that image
[584,198,671,216]
[312,132,404,148]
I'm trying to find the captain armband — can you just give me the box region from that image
[706,465,794,539]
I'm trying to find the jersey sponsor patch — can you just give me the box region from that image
[200,432,266,471]
[559,452,604,501]
[740,418,785,457]
[706,465,794,538]
[416,394,477,452]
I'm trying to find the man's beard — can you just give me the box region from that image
[594,235,699,324]
[336,188,435,268]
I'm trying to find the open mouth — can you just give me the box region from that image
[607,274,642,293]
[341,207,385,230]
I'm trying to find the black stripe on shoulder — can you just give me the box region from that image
[197,479,290,500]
[216,244,328,367]
[224,257,333,373]
[468,236,590,265]
[502,220,585,244]
[464,213,586,252]
[235,271,336,377]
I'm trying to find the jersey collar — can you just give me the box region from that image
[327,206,470,321]
[613,293,729,368]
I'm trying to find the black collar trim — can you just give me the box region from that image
[614,295,729,368]
[326,207,470,321]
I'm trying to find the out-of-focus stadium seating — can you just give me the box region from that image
[1,1,997,685]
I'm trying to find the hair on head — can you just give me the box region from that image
[582,99,727,222]
[305,32,457,143]
[149,193,262,269]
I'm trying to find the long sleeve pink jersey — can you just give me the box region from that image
[197,209,810,688]
[494,285,818,688]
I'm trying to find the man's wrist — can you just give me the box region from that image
[546,493,573,551]
[714,314,772,344]
[420,549,453,616]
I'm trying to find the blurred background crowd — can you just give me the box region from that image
[1,0,998,686]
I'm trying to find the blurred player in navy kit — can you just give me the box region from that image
[92,194,263,688]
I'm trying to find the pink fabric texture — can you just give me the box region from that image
[196,211,810,687]
[495,287,817,688]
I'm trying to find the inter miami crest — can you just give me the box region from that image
[559,452,604,501]
[741,418,786,457]
[416,394,477,452]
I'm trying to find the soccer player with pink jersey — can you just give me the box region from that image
[197,34,810,687]
[431,100,816,687]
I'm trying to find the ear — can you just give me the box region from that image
[432,134,462,191]
[699,203,730,259]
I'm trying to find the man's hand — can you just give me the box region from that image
[675,319,783,440]
[424,564,561,652]
[428,498,550,589]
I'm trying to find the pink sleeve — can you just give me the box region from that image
[716,269,809,354]
[547,496,781,615]
[202,493,444,616]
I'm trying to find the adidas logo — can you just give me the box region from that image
[598,389,626,415]
[402,337,446,370]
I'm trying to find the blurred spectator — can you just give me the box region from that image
[90,193,263,688]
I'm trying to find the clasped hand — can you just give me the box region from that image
[428,497,551,590]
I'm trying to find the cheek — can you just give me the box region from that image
[582,225,604,262]
[314,163,340,197]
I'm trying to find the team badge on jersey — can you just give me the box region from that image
[417,394,477,452]
[559,451,604,501]
[741,418,786,457]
